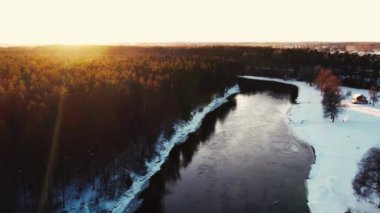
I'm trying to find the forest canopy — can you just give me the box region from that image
[0,45,379,212]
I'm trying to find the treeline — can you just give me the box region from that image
[239,47,380,88]
[0,45,379,212]
[0,46,241,212]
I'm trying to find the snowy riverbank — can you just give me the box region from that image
[241,76,380,213]
[63,85,240,212]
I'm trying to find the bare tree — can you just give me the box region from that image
[369,85,378,106]
[353,147,380,208]
[316,70,343,122]
[322,87,343,122]
[314,68,334,94]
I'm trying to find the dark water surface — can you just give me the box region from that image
[136,92,314,213]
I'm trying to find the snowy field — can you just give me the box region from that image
[241,76,380,213]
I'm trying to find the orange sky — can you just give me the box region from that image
[1,0,379,45]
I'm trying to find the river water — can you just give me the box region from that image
[135,91,314,213]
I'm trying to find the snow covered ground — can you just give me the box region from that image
[241,76,380,213]
[344,102,380,117]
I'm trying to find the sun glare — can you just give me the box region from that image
[1,0,380,45]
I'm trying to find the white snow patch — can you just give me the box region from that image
[240,75,380,213]
[290,143,300,152]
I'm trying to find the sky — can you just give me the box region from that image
[0,0,379,44]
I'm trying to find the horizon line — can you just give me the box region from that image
[1,41,380,48]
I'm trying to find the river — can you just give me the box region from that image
[134,87,314,213]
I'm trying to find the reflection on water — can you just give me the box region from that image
[136,92,313,213]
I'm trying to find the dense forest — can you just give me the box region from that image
[0,45,379,212]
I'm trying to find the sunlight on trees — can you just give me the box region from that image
[0,45,379,212]
[315,69,343,122]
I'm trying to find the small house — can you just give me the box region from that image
[352,94,368,104]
